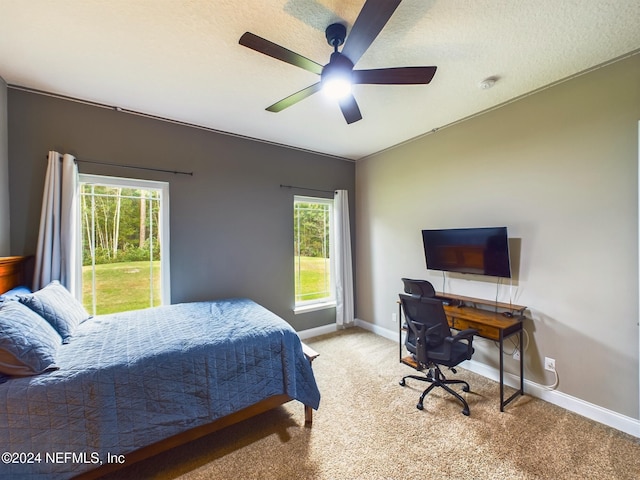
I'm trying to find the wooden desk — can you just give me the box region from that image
[399,293,526,411]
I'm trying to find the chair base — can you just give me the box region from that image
[400,366,471,416]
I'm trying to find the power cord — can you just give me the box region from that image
[494,328,530,355]
[490,329,558,390]
[463,281,559,391]
[538,369,559,390]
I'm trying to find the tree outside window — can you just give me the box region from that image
[294,196,334,306]
[79,175,170,315]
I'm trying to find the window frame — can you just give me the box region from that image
[293,195,336,314]
[78,174,171,312]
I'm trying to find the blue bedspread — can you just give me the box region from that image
[0,298,320,479]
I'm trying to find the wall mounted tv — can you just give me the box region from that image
[422,227,512,278]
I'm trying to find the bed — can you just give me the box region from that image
[0,256,321,479]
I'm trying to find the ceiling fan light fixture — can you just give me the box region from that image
[321,52,354,99]
[322,75,352,99]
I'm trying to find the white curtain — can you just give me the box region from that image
[33,151,80,294]
[334,190,354,327]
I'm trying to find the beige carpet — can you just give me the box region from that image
[102,328,640,479]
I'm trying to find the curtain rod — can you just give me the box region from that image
[50,155,193,176]
[279,184,335,194]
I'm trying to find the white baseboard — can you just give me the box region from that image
[354,318,400,341]
[463,359,640,437]
[297,323,338,340]
[351,319,640,438]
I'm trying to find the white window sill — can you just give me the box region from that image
[294,301,336,315]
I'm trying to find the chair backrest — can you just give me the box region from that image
[400,293,451,355]
[399,279,437,355]
[401,278,436,298]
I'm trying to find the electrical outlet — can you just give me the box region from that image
[513,349,520,361]
[544,357,556,372]
[391,312,398,323]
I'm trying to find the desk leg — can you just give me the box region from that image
[398,303,402,362]
[499,330,505,412]
[500,326,525,411]
[519,328,524,394]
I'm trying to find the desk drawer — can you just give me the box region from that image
[449,317,500,341]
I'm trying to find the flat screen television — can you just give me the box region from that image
[422,227,512,278]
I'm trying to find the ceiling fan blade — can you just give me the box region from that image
[266,83,322,112]
[338,94,363,124]
[353,66,437,85]
[341,0,402,65]
[239,32,324,75]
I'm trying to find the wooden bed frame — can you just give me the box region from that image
[0,256,317,479]
[78,393,296,479]
[0,256,32,293]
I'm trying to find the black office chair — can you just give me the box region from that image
[400,278,436,352]
[399,293,477,416]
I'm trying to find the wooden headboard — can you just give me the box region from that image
[0,256,31,294]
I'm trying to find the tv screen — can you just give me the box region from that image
[422,227,512,278]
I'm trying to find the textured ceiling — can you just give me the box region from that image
[0,0,639,161]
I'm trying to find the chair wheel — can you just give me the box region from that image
[462,408,470,416]
[399,379,406,386]
[416,403,424,410]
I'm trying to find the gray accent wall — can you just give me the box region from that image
[7,89,355,331]
[356,53,640,419]
[0,76,9,255]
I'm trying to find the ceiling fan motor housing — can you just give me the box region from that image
[322,52,354,80]
[325,23,347,48]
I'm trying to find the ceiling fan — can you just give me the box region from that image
[239,0,437,124]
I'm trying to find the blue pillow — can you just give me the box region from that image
[0,301,61,377]
[0,286,32,304]
[18,281,90,344]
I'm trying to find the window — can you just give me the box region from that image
[78,174,170,315]
[294,196,335,311]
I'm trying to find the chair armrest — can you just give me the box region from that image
[444,328,477,360]
[446,328,477,344]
